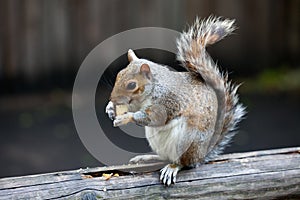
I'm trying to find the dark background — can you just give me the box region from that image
[0,0,299,178]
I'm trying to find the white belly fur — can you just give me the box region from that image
[145,116,188,162]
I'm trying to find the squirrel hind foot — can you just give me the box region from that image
[160,164,181,186]
[129,154,161,164]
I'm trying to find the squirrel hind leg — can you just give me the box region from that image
[129,154,161,164]
[160,164,182,186]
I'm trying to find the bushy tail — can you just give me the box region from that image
[176,16,246,160]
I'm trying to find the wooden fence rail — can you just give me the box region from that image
[0,147,299,199]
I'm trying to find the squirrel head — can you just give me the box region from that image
[110,49,153,107]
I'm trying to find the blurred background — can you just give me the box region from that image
[0,0,299,178]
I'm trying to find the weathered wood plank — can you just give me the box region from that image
[0,147,299,199]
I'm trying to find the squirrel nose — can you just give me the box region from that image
[111,96,130,105]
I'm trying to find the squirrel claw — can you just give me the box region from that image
[105,101,115,120]
[160,164,181,186]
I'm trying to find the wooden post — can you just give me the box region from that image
[0,147,299,199]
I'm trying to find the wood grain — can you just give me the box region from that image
[0,147,299,199]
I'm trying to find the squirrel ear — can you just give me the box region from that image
[140,64,152,80]
[128,49,138,62]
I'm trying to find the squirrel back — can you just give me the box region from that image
[176,16,246,161]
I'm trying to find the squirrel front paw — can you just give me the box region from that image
[105,101,115,120]
[113,112,134,127]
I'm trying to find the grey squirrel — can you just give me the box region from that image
[106,16,246,186]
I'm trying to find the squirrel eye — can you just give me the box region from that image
[126,81,137,90]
